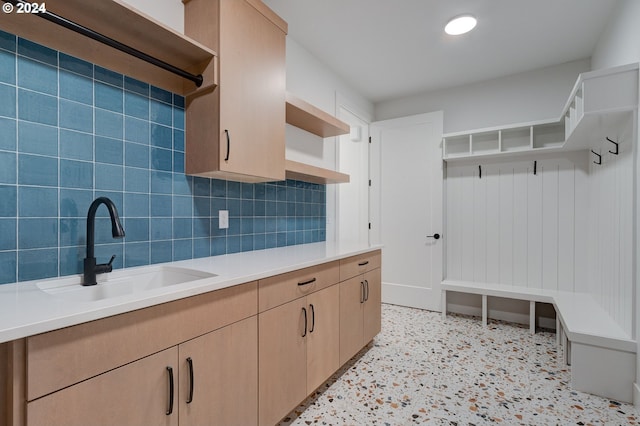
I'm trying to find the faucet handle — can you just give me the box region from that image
[107,255,116,267]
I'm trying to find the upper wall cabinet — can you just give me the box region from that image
[184,0,287,183]
[0,0,217,95]
[443,63,639,162]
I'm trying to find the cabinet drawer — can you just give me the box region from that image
[27,281,257,401]
[258,261,339,312]
[339,250,381,281]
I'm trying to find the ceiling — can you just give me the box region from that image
[262,0,618,104]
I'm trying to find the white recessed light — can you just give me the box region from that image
[445,15,477,35]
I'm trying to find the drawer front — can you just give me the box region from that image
[339,250,381,281]
[258,261,339,312]
[27,281,257,401]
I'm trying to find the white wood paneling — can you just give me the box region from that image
[587,116,634,336]
[445,151,589,293]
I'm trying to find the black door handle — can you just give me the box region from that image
[427,233,441,240]
[301,307,307,337]
[166,366,174,415]
[186,357,194,404]
[309,304,315,333]
[224,129,230,161]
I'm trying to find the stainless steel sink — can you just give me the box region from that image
[36,266,217,303]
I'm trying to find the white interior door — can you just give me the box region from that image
[370,112,443,311]
[337,107,370,244]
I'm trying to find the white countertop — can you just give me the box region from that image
[0,242,381,344]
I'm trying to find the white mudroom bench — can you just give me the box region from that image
[441,279,636,403]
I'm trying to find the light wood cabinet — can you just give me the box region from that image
[3,250,382,426]
[339,251,382,365]
[23,282,258,426]
[179,316,258,426]
[27,347,179,426]
[258,283,339,426]
[184,0,287,182]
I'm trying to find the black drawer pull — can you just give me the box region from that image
[302,307,308,337]
[358,260,369,266]
[298,277,316,286]
[186,357,194,404]
[166,366,174,415]
[309,304,315,333]
[224,129,230,161]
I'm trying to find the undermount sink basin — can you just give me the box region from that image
[36,266,217,303]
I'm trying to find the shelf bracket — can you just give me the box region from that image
[606,137,619,155]
[591,150,602,165]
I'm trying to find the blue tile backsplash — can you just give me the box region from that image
[0,30,326,284]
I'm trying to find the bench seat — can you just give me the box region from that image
[441,279,636,403]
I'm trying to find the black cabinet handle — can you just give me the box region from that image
[298,277,316,286]
[358,260,369,266]
[360,281,365,304]
[364,279,369,301]
[309,304,315,333]
[166,366,174,416]
[186,357,194,404]
[427,233,441,240]
[224,129,230,161]
[301,307,307,337]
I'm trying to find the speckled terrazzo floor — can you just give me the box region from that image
[278,304,639,426]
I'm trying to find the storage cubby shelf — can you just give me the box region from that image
[285,160,350,184]
[285,92,350,138]
[0,0,217,95]
[443,63,638,162]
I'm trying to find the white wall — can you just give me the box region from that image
[375,59,590,134]
[592,0,640,70]
[121,0,184,33]
[283,38,374,242]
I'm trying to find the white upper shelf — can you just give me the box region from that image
[443,63,639,162]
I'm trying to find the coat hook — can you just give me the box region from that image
[479,165,482,179]
[606,137,619,155]
[534,160,537,175]
[591,150,602,165]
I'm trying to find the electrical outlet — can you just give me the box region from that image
[219,210,229,229]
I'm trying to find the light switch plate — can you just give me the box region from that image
[219,210,229,229]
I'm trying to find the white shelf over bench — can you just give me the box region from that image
[441,279,636,403]
[442,63,639,162]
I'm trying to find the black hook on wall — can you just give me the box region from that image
[591,150,602,165]
[606,137,619,155]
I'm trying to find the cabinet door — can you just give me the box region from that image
[259,298,307,426]
[218,0,285,180]
[306,284,340,393]
[363,269,382,344]
[27,347,179,426]
[339,276,365,365]
[179,316,258,426]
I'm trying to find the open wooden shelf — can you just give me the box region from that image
[0,0,217,95]
[285,93,350,137]
[285,160,350,184]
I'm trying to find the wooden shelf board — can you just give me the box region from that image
[285,160,350,184]
[285,93,350,138]
[0,0,217,95]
